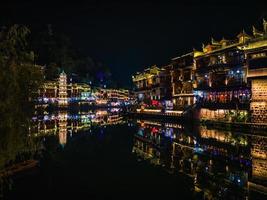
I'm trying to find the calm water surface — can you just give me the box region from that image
[1,109,267,199]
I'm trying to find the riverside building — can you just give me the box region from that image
[132,19,267,123]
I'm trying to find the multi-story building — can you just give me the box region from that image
[194,34,252,121]
[245,20,267,123]
[132,65,172,105]
[170,52,196,110]
[131,19,267,123]
[195,20,267,123]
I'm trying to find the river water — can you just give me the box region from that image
[1,109,267,199]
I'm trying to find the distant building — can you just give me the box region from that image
[38,71,91,104]
[58,71,68,106]
[38,71,132,106]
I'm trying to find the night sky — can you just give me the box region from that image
[1,1,267,87]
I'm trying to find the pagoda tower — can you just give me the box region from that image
[58,71,68,106]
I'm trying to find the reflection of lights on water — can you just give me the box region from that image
[58,113,68,120]
[194,147,203,153]
[96,110,108,115]
[209,159,213,165]
[110,108,120,112]
[32,116,37,120]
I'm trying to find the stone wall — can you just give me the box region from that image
[250,79,267,123]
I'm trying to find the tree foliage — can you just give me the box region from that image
[0,25,43,116]
[32,25,113,86]
[0,24,43,170]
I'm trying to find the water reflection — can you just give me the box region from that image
[0,109,125,197]
[132,119,267,199]
[1,110,267,199]
[31,109,125,146]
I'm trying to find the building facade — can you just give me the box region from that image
[132,65,172,106]
[194,35,250,121]
[170,52,196,110]
[194,20,267,123]
[245,20,267,123]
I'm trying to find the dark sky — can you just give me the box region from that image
[1,1,267,87]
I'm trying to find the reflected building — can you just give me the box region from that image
[132,119,267,199]
[31,109,125,147]
[58,112,68,146]
[250,135,267,189]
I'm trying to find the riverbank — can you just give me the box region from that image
[0,160,39,178]
[127,111,186,122]
[200,119,267,135]
[35,102,133,113]
[128,111,267,133]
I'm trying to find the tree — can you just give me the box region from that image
[0,24,43,121]
[0,24,43,171]
[31,25,114,86]
[31,25,76,80]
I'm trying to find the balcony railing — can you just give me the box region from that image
[134,83,160,91]
[195,80,247,90]
[196,61,244,73]
[197,99,250,110]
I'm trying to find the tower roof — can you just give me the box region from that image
[60,70,66,76]
[252,26,263,37]
[211,37,220,45]
[237,29,251,38]
[219,37,228,43]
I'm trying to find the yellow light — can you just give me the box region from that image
[143,109,161,113]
